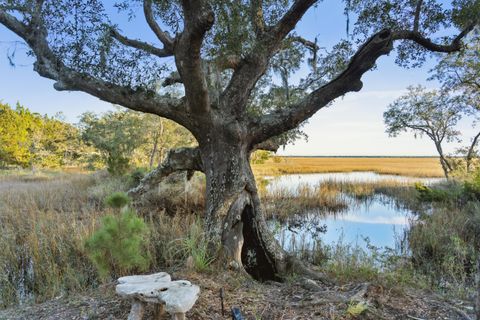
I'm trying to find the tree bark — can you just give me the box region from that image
[199,137,286,281]
[149,119,164,169]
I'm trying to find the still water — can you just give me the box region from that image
[267,172,443,251]
[266,171,443,192]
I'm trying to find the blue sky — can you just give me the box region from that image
[0,0,475,156]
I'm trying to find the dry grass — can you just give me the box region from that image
[252,157,444,177]
[260,182,349,220]
[0,171,204,308]
[0,173,101,307]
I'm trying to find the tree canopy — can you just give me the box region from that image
[0,102,83,168]
[383,86,466,177]
[0,0,477,143]
[430,27,479,109]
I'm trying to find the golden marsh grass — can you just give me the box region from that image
[252,157,444,177]
[0,172,203,307]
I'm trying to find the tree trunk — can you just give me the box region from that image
[466,131,480,174]
[200,140,286,281]
[129,133,325,282]
[149,134,159,169]
[435,142,452,178]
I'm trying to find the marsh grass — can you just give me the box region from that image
[0,166,475,309]
[260,178,420,221]
[408,202,480,295]
[261,182,349,220]
[252,157,444,177]
[268,178,479,297]
[0,173,100,307]
[0,171,206,308]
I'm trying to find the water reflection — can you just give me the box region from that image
[267,172,438,253]
[266,171,443,192]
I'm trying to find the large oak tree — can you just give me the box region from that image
[0,0,478,281]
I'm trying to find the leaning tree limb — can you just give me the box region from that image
[0,8,188,125]
[109,28,172,58]
[250,23,476,144]
[129,139,281,199]
[128,147,203,199]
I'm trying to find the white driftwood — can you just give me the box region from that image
[157,280,200,314]
[116,272,200,320]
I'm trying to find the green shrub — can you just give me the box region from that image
[85,195,150,279]
[104,192,131,209]
[408,204,479,294]
[414,183,450,202]
[463,169,480,200]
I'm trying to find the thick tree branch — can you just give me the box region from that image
[252,139,281,152]
[175,0,214,113]
[220,0,317,116]
[272,0,317,41]
[128,147,203,198]
[109,28,172,58]
[250,24,475,145]
[392,21,477,53]
[250,29,394,144]
[413,0,423,32]
[0,9,186,124]
[143,0,174,50]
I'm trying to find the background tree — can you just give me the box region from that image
[0,0,478,280]
[80,110,148,175]
[132,115,196,169]
[431,30,480,173]
[0,102,34,167]
[0,102,83,169]
[384,86,466,178]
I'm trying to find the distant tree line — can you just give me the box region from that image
[0,102,86,169]
[0,102,195,174]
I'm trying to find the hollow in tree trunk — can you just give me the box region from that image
[200,140,287,281]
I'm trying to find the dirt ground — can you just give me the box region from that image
[0,270,475,320]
